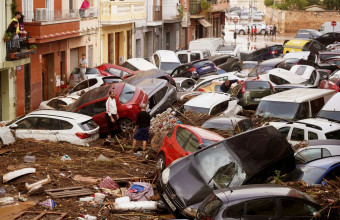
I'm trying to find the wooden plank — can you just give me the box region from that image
[45,186,85,192]
[13,211,67,220]
[45,187,92,198]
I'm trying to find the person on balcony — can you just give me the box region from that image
[18,15,27,38]
[5,21,20,59]
[9,12,21,35]
[79,0,90,18]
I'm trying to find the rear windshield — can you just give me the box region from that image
[318,111,340,122]
[79,119,98,131]
[184,105,210,114]
[161,62,180,73]
[119,83,136,104]
[67,85,111,111]
[249,65,273,77]
[193,60,213,68]
[121,62,138,71]
[245,81,271,89]
[86,68,100,75]
[284,166,325,185]
[256,101,308,120]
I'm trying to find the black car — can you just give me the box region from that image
[246,58,286,78]
[157,126,296,219]
[201,115,253,134]
[197,184,329,220]
[207,55,242,72]
[240,45,283,61]
[316,32,340,46]
[296,29,322,40]
[123,69,176,87]
[170,59,217,80]
[134,78,177,117]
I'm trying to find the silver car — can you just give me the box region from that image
[69,68,101,87]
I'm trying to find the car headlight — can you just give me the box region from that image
[184,207,197,217]
[161,167,170,185]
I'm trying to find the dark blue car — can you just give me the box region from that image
[240,44,283,61]
[170,59,217,80]
[285,156,340,185]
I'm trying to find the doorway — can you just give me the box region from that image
[60,51,66,85]
[127,30,132,59]
[42,53,55,101]
[115,33,120,65]
[136,39,141,58]
[24,64,31,114]
[108,33,114,64]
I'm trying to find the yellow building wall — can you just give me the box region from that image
[100,23,134,65]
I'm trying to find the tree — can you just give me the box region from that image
[323,0,340,10]
[306,0,320,6]
[264,0,274,7]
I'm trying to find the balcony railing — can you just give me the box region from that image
[22,8,98,23]
[147,5,162,22]
[189,1,202,15]
[4,36,37,61]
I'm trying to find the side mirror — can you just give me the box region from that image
[10,123,18,129]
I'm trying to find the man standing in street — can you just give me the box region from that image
[264,24,269,40]
[79,53,88,82]
[272,24,277,41]
[220,79,241,93]
[105,91,119,142]
[130,104,150,154]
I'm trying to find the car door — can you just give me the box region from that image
[150,86,169,116]
[278,198,320,220]
[168,127,195,163]
[14,117,40,140]
[57,119,76,143]
[89,100,107,133]
[290,127,305,145]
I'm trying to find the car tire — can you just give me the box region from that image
[260,29,265,35]
[239,30,245,35]
[156,152,166,172]
[119,118,134,133]
[230,63,242,72]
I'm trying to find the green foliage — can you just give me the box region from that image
[11,0,17,17]
[178,5,184,17]
[274,170,281,184]
[323,0,340,10]
[4,32,14,40]
[201,0,212,17]
[306,0,320,6]
[30,45,37,49]
[265,0,274,7]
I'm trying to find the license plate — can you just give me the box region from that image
[254,98,262,101]
[163,193,176,211]
[201,66,210,70]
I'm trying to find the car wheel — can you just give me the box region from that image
[156,152,166,172]
[260,29,265,35]
[239,30,245,35]
[119,118,134,133]
[229,62,242,72]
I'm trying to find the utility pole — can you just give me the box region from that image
[271,0,275,25]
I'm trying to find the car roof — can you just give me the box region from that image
[134,78,168,96]
[155,50,180,62]
[178,124,224,141]
[323,56,340,61]
[261,88,335,103]
[260,57,285,66]
[297,118,340,133]
[99,63,132,72]
[203,115,250,125]
[304,155,340,169]
[28,110,92,123]
[320,93,340,111]
[184,93,231,108]
[50,96,78,104]
[215,184,314,204]
[126,58,157,70]
[284,39,310,47]
[124,69,166,84]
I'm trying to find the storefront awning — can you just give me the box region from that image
[198,19,212,28]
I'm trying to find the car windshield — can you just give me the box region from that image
[256,101,307,120]
[195,143,246,188]
[184,105,210,114]
[318,111,340,122]
[248,65,273,77]
[284,166,325,185]
[119,83,136,104]
[329,71,340,83]
[245,81,271,89]
[161,62,180,74]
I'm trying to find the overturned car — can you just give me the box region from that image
[157,126,296,219]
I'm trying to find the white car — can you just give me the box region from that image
[69,68,101,87]
[270,118,340,145]
[176,50,211,64]
[0,110,99,147]
[121,58,158,71]
[150,50,181,74]
[38,96,78,110]
[295,139,340,164]
[67,76,121,96]
[184,92,242,116]
[215,44,242,57]
[191,72,240,91]
[173,77,197,91]
[236,23,266,35]
[318,92,340,122]
[251,13,263,21]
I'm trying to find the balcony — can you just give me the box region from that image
[162,0,181,21]
[189,0,202,15]
[147,5,162,22]
[3,37,36,64]
[100,0,146,25]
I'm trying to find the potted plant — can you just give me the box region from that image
[27,37,36,43]
[29,45,37,53]
[3,32,13,42]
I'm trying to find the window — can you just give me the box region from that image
[210,101,229,115]
[325,130,340,140]
[310,97,324,117]
[175,127,191,149]
[291,128,305,141]
[154,87,168,103]
[107,68,122,77]
[297,148,322,162]
[78,105,91,116]
[278,127,290,138]
[323,166,340,181]
[296,102,310,119]
[203,51,210,58]
[245,199,277,216]
[308,71,318,85]
[36,118,61,130]
[60,120,73,130]
[213,59,221,65]
[280,199,318,217]
[80,120,98,131]
[119,84,136,104]
[322,148,331,157]
[199,195,223,220]
[92,100,107,115]
[72,78,98,93]
[295,66,307,75]
[224,203,244,218]
[190,53,201,62]
[17,117,39,129]
[185,135,199,152]
[308,131,318,140]
[178,54,188,63]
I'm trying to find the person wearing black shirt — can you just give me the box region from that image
[220,79,240,93]
[130,104,151,153]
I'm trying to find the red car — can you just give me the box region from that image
[96,63,141,79]
[66,82,148,133]
[157,124,224,171]
[319,70,340,92]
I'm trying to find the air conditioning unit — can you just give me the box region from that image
[155,6,160,12]
[35,8,47,21]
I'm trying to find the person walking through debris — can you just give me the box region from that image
[272,24,277,40]
[130,104,151,154]
[251,26,254,40]
[105,91,119,142]
[220,79,241,93]
[79,53,88,82]
[264,24,269,40]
